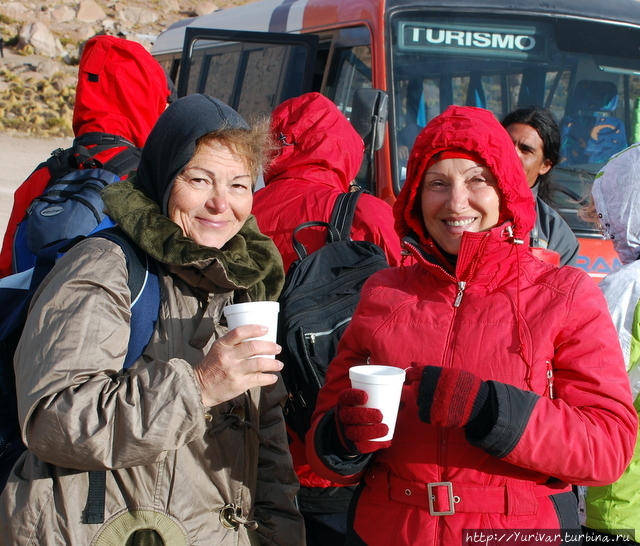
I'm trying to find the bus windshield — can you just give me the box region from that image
[390,12,640,238]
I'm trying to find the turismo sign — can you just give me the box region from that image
[397,21,545,59]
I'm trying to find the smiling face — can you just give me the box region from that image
[167,140,253,248]
[504,122,552,189]
[420,157,501,255]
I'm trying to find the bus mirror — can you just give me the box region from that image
[350,88,389,152]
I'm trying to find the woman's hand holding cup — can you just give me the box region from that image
[194,324,283,408]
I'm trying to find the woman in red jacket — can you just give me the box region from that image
[306,105,637,545]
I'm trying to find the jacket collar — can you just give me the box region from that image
[102,179,284,301]
[404,220,526,286]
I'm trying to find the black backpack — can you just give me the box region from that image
[12,132,141,274]
[278,191,389,440]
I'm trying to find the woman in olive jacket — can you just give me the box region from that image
[0,94,304,546]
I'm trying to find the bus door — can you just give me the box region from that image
[177,27,319,120]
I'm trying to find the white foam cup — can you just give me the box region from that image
[349,365,406,442]
[223,301,280,358]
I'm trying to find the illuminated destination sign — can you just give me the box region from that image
[397,21,545,59]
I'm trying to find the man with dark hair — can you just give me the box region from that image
[502,106,579,266]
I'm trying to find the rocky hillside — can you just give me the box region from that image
[0,0,254,137]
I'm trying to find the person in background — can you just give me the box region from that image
[252,92,404,546]
[0,94,304,545]
[396,79,425,162]
[502,105,579,266]
[0,34,171,277]
[254,92,404,272]
[580,142,640,545]
[306,105,636,545]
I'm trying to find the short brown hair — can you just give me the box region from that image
[195,116,275,187]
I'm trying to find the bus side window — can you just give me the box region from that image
[202,50,242,106]
[237,45,288,114]
[321,27,374,192]
[323,26,373,117]
[329,45,373,118]
[325,44,373,191]
[189,41,314,119]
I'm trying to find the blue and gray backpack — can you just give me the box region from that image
[12,132,141,274]
[0,133,160,524]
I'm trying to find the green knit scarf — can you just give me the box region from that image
[102,179,284,302]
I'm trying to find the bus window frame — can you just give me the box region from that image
[177,27,319,102]
[386,11,640,198]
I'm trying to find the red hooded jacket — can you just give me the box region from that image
[252,92,404,494]
[253,92,403,272]
[307,106,636,544]
[0,35,169,277]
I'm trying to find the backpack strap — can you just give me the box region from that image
[83,471,107,525]
[44,147,78,182]
[290,191,366,261]
[91,226,160,369]
[329,190,364,240]
[81,226,161,525]
[44,133,140,182]
[102,146,142,179]
[74,132,135,149]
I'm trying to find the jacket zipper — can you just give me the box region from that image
[402,236,482,539]
[546,359,554,399]
[303,317,351,357]
[300,328,324,391]
[453,281,467,307]
[402,233,499,544]
[437,276,466,542]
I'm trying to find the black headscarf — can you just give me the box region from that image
[102,94,284,301]
[134,93,250,214]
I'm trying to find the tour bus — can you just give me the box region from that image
[151,0,640,280]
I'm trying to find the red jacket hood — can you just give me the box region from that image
[72,35,169,148]
[264,92,364,191]
[393,105,535,245]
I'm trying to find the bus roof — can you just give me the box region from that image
[387,0,640,25]
[153,0,640,55]
[153,0,308,54]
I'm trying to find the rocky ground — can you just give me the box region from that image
[0,0,254,240]
[0,0,254,137]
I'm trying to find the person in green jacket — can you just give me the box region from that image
[582,142,640,544]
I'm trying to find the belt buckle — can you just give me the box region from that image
[427,482,455,516]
